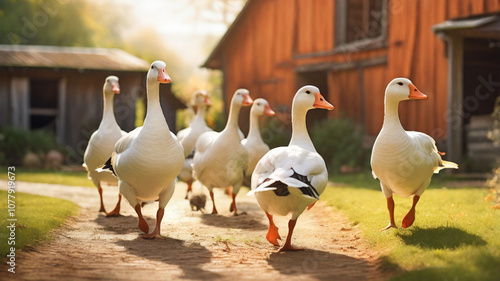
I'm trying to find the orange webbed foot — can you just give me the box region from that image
[142,232,164,240]
[402,211,416,229]
[266,228,281,246]
[278,244,304,252]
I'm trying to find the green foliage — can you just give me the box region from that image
[486,168,500,209]
[311,118,368,173]
[0,190,79,257]
[0,127,61,166]
[260,118,291,149]
[487,96,500,145]
[0,0,123,47]
[322,176,500,281]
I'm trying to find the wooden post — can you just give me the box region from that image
[446,35,464,165]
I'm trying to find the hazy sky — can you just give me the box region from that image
[101,0,244,74]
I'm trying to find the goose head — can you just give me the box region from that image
[148,60,172,84]
[104,75,120,95]
[251,98,275,117]
[191,90,212,109]
[293,85,334,111]
[385,78,427,102]
[231,88,253,107]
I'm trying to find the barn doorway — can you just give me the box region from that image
[29,79,59,134]
[296,70,329,128]
[433,14,500,171]
[463,38,500,171]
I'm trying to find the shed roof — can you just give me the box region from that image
[0,45,149,71]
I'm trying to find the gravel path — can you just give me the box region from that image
[0,180,392,280]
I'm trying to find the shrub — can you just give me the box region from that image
[260,118,291,149]
[487,96,500,145]
[486,96,500,209]
[0,127,61,166]
[311,118,368,173]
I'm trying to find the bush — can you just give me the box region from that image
[486,96,500,209]
[0,127,61,166]
[260,118,291,149]
[487,96,500,146]
[311,118,368,173]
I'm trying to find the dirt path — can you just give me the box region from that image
[1,180,392,280]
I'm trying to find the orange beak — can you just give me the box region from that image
[204,96,212,106]
[242,94,253,106]
[157,68,172,84]
[313,92,334,110]
[408,84,427,100]
[264,104,275,116]
[111,82,120,94]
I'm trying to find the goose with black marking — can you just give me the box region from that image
[83,75,126,216]
[371,78,458,231]
[248,85,334,252]
[103,60,184,239]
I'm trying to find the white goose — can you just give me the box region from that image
[177,90,213,198]
[106,61,184,239]
[241,98,275,186]
[192,89,253,215]
[248,85,334,251]
[83,75,126,216]
[371,78,458,231]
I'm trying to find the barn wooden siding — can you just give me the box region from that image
[210,0,500,139]
[0,68,141,153]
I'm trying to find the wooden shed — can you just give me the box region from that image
[0,45,185,163]
[203,0,500,172]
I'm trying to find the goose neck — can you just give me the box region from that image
[225,102,241,132]
[289,106,315,151]
[193,105,207,123]
[383,97,404,130]
[247,113,262,140]
[101,91,118,125]
[144,80,167,127]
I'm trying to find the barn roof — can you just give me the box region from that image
[0,45,149,71]
[202,0,253,69]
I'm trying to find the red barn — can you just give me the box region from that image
[203,0,500,171]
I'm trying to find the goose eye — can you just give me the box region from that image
[306,90,311,94]
[397,82,403,86]
[257,103,261,106]
[151,65,154,69]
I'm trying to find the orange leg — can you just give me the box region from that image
[229,191,239,215]
[134,204,149,234]
[184,180,193,199]
[278,219,303,252]
[381,196,397,231]
[265,212,281,246]
[210,191,218,214]
[97,184,106,213]
[106,194,122,217]
[142,208,165,239]
[402,195,420,228]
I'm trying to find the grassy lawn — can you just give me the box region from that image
[0,167,93,187]
[0,190,79,257]
[323,172,500,281]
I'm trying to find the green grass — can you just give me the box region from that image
[0,190,79,257]
[0,167,93,187]
[323,173,500,281]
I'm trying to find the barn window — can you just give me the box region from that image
[335,0,387,51]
